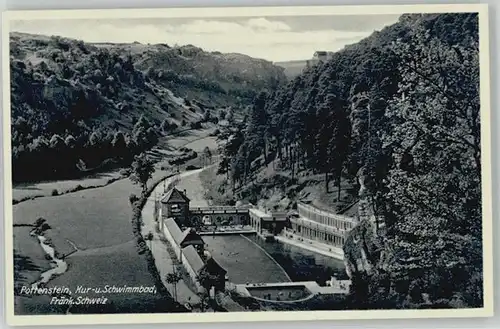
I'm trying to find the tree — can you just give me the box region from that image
[129,153,155,194]
[165,272,182,302]
[49,134,65,151]
[218,109,226,121]
[225,109,235,125]
[202,147,212,166]
[132,115,155,151]
[145,231,154,248]
[382,22,481,305]
[203,111,211,123]
[33,217,46,227]
[329,103,351,200]
[111,131,127,160]
[245,91,269,163]
[161,119,170,134]
[313,93,336,192]
[65,135,76,149]
[217,130,244,177]
[196,268,218,312]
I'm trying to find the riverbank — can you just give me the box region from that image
[29,228,69,289]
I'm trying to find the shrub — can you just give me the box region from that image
[51,189,59,196]
[129,193,139,205]
[34,217,46,227]
[107,177,120,184]
[119,168,131,177]
[73,184,84,192]
[190,121,202,129]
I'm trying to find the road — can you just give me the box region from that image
[175,169,210,208]
[141,170,203,306]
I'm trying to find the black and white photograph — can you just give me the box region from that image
[2,4,493,326]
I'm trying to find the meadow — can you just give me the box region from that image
[11,129,219,314]
[12,171,122,203]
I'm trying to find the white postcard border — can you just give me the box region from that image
[2,3,493,326]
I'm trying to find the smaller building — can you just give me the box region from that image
[249,208,289,235]
[180,244,227,293]
[202,257,228,292]
[249,208,271,234]
[161,187,190,228]
[163,218,205,257]
[313,50,328,60]
[161,217,228,293]
[306,51,335,68]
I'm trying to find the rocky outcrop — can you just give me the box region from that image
[343,168,386,281]
[343,219,383,279]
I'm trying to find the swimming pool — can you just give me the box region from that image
[203,234,347,285]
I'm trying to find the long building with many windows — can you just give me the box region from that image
[285,202,357,250]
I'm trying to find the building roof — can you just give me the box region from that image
[204,257,227,276]
[161,187,190,204]
[183,245,205,274]
[249,208,272,219]
[180,228,205,247]
[165,219,205,247]
[164,218,184,246]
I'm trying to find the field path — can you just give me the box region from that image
[74,239,136,256]
[175,169,211,208]
[13,130,219,314]
[141,170,203,306]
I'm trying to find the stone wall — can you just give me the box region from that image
[161,219,203,290]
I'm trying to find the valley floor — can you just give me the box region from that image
[11,128,219,315]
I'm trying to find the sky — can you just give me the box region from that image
[10,15,401,62]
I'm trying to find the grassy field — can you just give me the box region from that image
[13,227,50,288]
[13,178,141,249]
[12,171,122,203]
[12,126,218,204]
[11,129,220,315]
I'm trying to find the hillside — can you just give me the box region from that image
[274,60,308,79]
[94,41,286,106]
[214,12,482,309]
[9,32,286,182]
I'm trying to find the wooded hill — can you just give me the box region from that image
[218,13,482,308]
[9,32,285,183]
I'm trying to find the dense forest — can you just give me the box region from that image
[218,13,482,308]
[10,33,285,183]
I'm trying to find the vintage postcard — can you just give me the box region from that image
[2,4,493,326]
